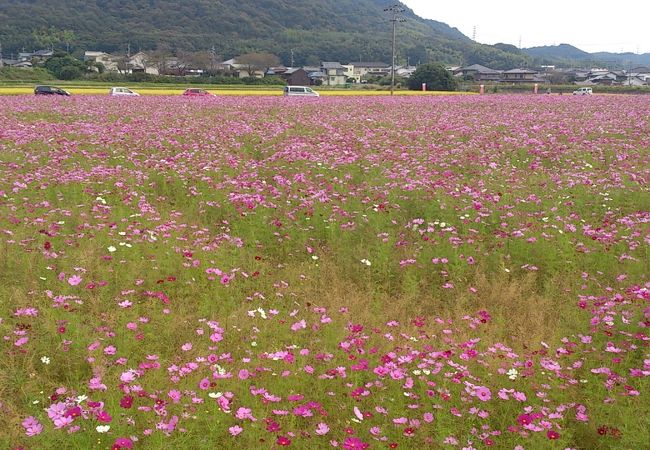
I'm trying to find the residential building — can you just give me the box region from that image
[277,68,311,86]
[84,51,119,72]
[351,61,390,81]
[455,64,502,82]
[501,68,543,83]
[128,51,159,75]
[342,64,355,81]
[395,65,417,78]
[18,49,53,63]
[218,58,264,78]
[321,62,347,85]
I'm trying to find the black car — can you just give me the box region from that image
[34,85,71,96]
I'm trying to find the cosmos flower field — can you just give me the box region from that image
[1,94,649,449]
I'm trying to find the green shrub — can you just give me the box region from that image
[407,63,458,91]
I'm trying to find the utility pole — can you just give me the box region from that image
[385,4,405,96]
[290,49,294,68]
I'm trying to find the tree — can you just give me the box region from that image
[236,52,280,77]
[61,30,76,53]
[32,27,61,51]
[58,65,82,80]
[407,63,457,91]
[44,53,86,79]
[145,47,172,75]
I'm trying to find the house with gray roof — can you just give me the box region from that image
[455,64,502,82]
[321,62,347,85]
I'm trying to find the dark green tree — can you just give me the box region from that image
[58,65,83,80]
[407,63,457,91]
[44,53,85,79]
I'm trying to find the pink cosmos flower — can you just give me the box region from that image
[475,386,492,401]
[235,407,256,421]
[229,425,243,436]
[199,378,210,390]
[168,390,182,403]
[315,422,330,435]
[22,416,43,436]
[68,275,82,286]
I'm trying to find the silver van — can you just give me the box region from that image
[283,86,320,97]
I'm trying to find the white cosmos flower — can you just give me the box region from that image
[507,368,518,380]
[360,259,372,266]
[41,356,51,365]
[96,425,110,433]
[107,246,117,253]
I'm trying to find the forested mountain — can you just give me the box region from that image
[523,44,650,68]
[0,0,532,68]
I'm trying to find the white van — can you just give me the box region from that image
[572,87,593,96]
[109,87,140,96]
[283,86,319,97]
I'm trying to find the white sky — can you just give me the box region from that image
[402,0,649,54]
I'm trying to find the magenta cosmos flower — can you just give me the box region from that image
[343,437,370,450]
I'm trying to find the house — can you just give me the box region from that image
[456,64,502,82]
[342,64,355,81]
[321,62,347,86]
[84,51,119,72]
[625,76,648,86]
[18,49,53,63]
[395,65,417,78]
[307,70,326,85]
[218,58,264,78]
[128,52,159,75]
[351,62,390,81]
[501,68,543,83]
[278,68,311,86]
[2,59,32,68]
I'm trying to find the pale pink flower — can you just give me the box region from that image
[475,386,492,401]
[68,275,82,286]
[229,425,243,436]
[315,422,330,435]
[22,416,43,436]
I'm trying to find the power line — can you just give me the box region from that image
[384,4,405,96]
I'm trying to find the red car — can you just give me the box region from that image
[182,88,216,97]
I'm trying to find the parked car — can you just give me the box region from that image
[283,86,320,97]
[109,87,140,96]
[573,87,593,95]
[182,88,216,97]
[34,85,71,96]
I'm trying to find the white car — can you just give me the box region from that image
[283,86,319,97]
[572,87,593,96]
[109,87,140,96]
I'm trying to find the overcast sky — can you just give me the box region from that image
[401,0,649,54]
